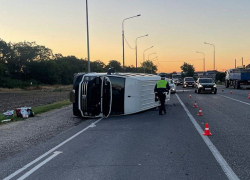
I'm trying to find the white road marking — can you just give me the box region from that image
[17,151,62,180]
[3,118,103,180]
[175,94,240,180]
[176,89,192,92]
[89,123,96,128]
[219,95,250,106]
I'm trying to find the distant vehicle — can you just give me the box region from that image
[172,73,181,85]
[178,78,183,85]
[70,73,170,118]
[225,68,250,89]
[166,78,176,94]
[195,78,217,94]
[175,77,183,86]
[158,72,167,77]
[183,77,195,88]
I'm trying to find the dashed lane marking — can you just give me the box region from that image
[176,89,192,92]
[3,118,103,180]
[219,95,250,106]
[175,94,240,180]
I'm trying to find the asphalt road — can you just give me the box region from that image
[1,85,250,180]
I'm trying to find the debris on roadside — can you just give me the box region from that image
[3,110,14,117]
[16,107,34,118]
[1,119,13,123]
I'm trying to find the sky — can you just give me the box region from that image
[1,0,250,73]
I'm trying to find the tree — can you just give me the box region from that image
[0,62,7,78]
[180,62,195,77]
[105,60,122,72]
[140,60,158,74]
[0,39,12,64]
[215,72,226,82]
[91,60,106,72]
[125,65,136,73]
[5,41,54,80]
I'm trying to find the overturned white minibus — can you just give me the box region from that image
[70,73,170,118]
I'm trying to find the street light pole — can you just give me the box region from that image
[86,0,90,73]
[150,56,158,61]
[148,52,156,61]
[143,46,153,73]
[122,14,141,72]
[135,34,148,72]
[196,51,205,73]
[204,42,215,70]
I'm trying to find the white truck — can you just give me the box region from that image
[225,67,250,89]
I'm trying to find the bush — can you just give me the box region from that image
[0,78,39,89]
[0,77,23,88]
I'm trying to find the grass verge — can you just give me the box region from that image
[32,99,71,115]
[0,99,71,125]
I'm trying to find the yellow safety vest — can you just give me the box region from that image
[156,80,167,88]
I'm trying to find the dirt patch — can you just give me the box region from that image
[0,85,72,113]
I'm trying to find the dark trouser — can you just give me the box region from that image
[158,93,166,114]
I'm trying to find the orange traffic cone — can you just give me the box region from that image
[230,90,233,94]
[193,101,198,108]
[189,94,192,98]
[248,92,250,99]
[203,123,212,136]
[197,107,203,116]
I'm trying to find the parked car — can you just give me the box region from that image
[195,78,217,94]
[166,78,176,94]
[183,77,195,88]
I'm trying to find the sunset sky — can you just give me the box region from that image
[1,0,250,73]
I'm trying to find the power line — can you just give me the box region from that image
[124,36,135,49]
[159,59,203,63]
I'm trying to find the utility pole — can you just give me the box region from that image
[242,57,243,66]
[235,59,236,69]
[86,0,90,73]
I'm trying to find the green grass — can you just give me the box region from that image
[32,99,71,115]
[0,99,71,125]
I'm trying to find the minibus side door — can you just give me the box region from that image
[101,77,112,117]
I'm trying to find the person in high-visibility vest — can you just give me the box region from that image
[154,76,170,115]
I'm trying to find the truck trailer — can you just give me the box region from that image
[225,68,250,89]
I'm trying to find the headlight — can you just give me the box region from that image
[213,84,217,87]
[198,84,203,88]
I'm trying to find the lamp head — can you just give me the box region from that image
[204,42,207,44]
[137,14,141,16]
